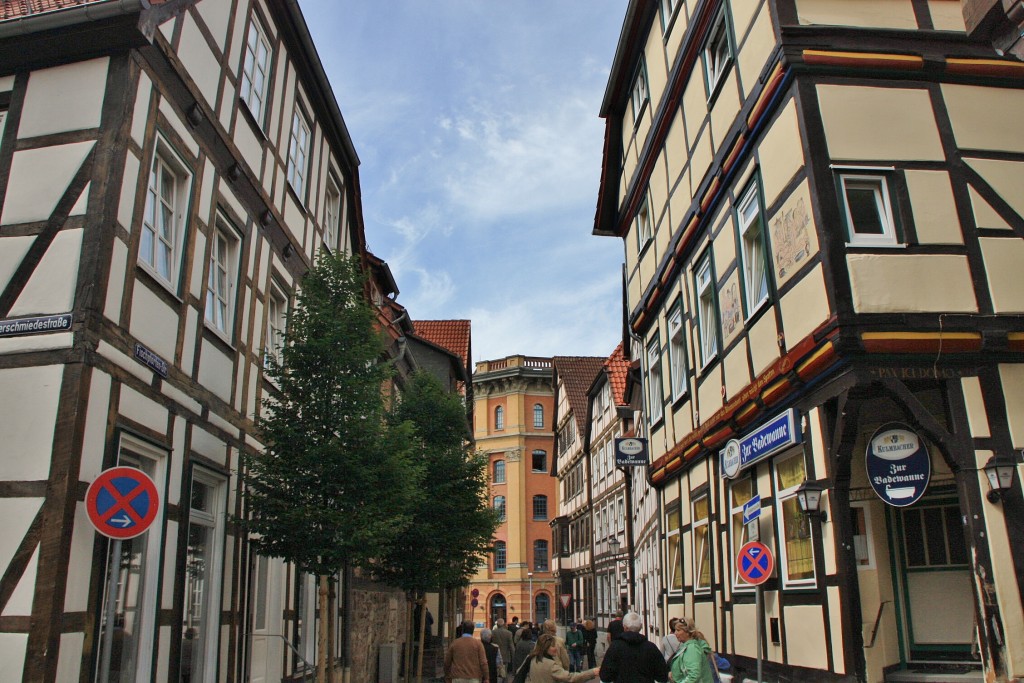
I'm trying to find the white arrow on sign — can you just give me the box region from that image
[109,514,133,527]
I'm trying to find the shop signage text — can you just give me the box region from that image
[134,342,169,378]
[721,409,801,478]
[615,437,649,466]
[866,422,931,507]
[0,313,72,338]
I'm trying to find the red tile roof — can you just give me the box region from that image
[553,356,606,436]
[605,342,630,407]
[413,320,471,369]
[0,0,165,21]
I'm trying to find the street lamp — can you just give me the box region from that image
[795,479,828,522]
[528,573,536,626]
[984,454,1018,503]
[609,537,620,614]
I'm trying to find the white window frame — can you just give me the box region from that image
[666,503,683,593]
[205,216,240,338]
[737,182,769,316]
[659,0,683,31]
[286,107,311,199]
[702,9,732,98]
[239,15,272,124]
[692,491,712,594]
[494,406,504,431]
[323,176,343,251]
[140,136,192,291]
[534,403,544,429]
[636,195,653,251]
[668,302,688,401]
[630,60,649,123]
[183,468,227,683]
[695,252,718,367]
[775,450,817,587]
[495,540,507,572]
[296,573,317,668]
[493,459,505,484]
[646,335,664,426]
[265,280,287,367]
[852,501,877,571]
[839,172,899,246]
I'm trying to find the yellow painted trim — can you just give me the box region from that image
[803,50,925,67]
[946,58,1024,71]
[860,331,981,341]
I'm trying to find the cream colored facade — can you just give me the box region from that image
[596,1,1024,681]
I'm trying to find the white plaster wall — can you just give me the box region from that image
[181,307,199,375]
[942,85,1024,154]
[104,239,128,323]
[0,634,27,682]
[129,284,179,360]
[0,75,14,90]
[198,339,234,403]
[1,544,37,617]
[178,13,221,108]
[0,236,32,292]
[157,97,199,157]
[758,100,805,207]
[737,3,776,101]
[784,604,828,668]
[56,632,84,682]
[0,365,62,480]
[779,263,829,346]
[0,498,43,612]
[796,0,917,28]
[817,85,944,161]
[196,0,232,52]
[191,425,227,465]
[965,158,1024,224]
[64,504,96,613]
[0,331,72,355]
[0,141,94,225]
[130,73,152,149]
[9,228,82,317]
[119,385,168,434]
[118,151,140,231]
[999,364,1024,448]
[980,237,1024,313]
[19,58,108,138]
[69,182,89,216]
[847,254,978,313]
[905,170,962,244]
[79,371,111,483]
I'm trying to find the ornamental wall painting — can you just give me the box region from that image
[769,180,819,288]
[720,274,743,346]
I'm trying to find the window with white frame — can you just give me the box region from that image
[534,403,545,429]
[205,216,240,336]
[838,172,899,246]
[95,435,166,681]
[617,498,625,532]
[324,176,343,251]
[239,15,272,124]
[534,540,549,572]
[776,451,816,585]
[493,459,505,484]
[182,469,227,683]
[659,0,683,30]
[141,137,191,290]
[730,476,756,589]
[295,573,317,667]
[646,335,663,425]
[737,182,769,314]
[695,252,718,366]
[636,196,653,251]
[265,281,287,366]
[495,541,507,572]
[702,9,732,98]
[286,107,311,199]
[852,502,876,570]
[494,406,504,431]
[668,302,688,400]
[630,60,649,122]
[666,504,683,591]
[693,492,712,593]
[533,494,548,520]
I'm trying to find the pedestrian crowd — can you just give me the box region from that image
[443,612,725,683]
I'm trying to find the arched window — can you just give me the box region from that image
[494,406,504,431]
[493,460,505,484]
[494,496,506,522]
[535,593,551,623]
[533,403,544,429]
[534,540,549,571]
[532,450,547,472]
[494,541,507,572]
[532,495,548,520]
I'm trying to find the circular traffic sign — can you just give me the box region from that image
[85,466,160,539]
[736,541,774,585]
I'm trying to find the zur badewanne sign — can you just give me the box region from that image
[615,437,649,466]
[866,422,931,507]
[721,408,801,478]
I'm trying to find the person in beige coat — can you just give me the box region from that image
[540,619,571,671]
[525,634,599,683]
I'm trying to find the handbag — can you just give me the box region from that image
[707,651,722,683]
[512,658,531,683]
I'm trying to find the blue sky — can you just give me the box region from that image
[299,1,627,362]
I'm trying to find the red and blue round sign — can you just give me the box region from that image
[85,466,160,539]
[736,541,774,585]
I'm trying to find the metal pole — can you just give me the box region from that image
[529,573,534,623]
[98,540,121,683]
[756,584,763,683]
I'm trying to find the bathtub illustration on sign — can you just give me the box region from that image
[885,485,916,500]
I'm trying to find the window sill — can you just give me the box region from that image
[845,241,906,249]
[137,264,184,307]
[237,99,269,144]
[203,318,236,350]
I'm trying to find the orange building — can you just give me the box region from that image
[467,356,558,628]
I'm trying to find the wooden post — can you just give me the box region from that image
[318,575,329,682]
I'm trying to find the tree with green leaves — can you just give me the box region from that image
[242,251,422,682]
[372,370,500,681]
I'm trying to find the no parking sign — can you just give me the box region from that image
[85,467,160,539]
[736,541,774,585]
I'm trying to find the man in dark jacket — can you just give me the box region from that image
[598,612,669,683]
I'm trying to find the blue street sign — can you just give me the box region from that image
[742,495,761,525]
[866,422,931,507]
[737,541,774,585]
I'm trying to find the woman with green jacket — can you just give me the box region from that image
[668,617,714,683]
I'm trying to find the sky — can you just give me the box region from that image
[298,1,628,363]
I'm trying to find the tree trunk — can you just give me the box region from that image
[318,575,329,683]
[416,597,427,683]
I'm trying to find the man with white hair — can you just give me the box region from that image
[598,612,669,683]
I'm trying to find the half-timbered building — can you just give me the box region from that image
[0,1,416,681]
[595,1,1024,681]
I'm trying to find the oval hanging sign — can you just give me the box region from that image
[866,422,931,507]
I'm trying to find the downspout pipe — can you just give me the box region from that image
[0,0,148,39]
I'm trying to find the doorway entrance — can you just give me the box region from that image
[490,594,506,626]
[892,492,975,661]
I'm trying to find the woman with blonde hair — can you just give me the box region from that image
[668,617,714,683]
[521,633,599,683]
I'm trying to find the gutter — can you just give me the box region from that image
[0,0,149,38]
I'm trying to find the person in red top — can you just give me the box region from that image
[445,620,489,683]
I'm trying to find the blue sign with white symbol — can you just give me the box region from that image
[737,541,774,585]
[721,409,801,478]
[86,467,160,539]
[742,495,761,525]
[866,422,931,507]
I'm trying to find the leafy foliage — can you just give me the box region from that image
[242,251,422,576]
[372,371,500,591]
